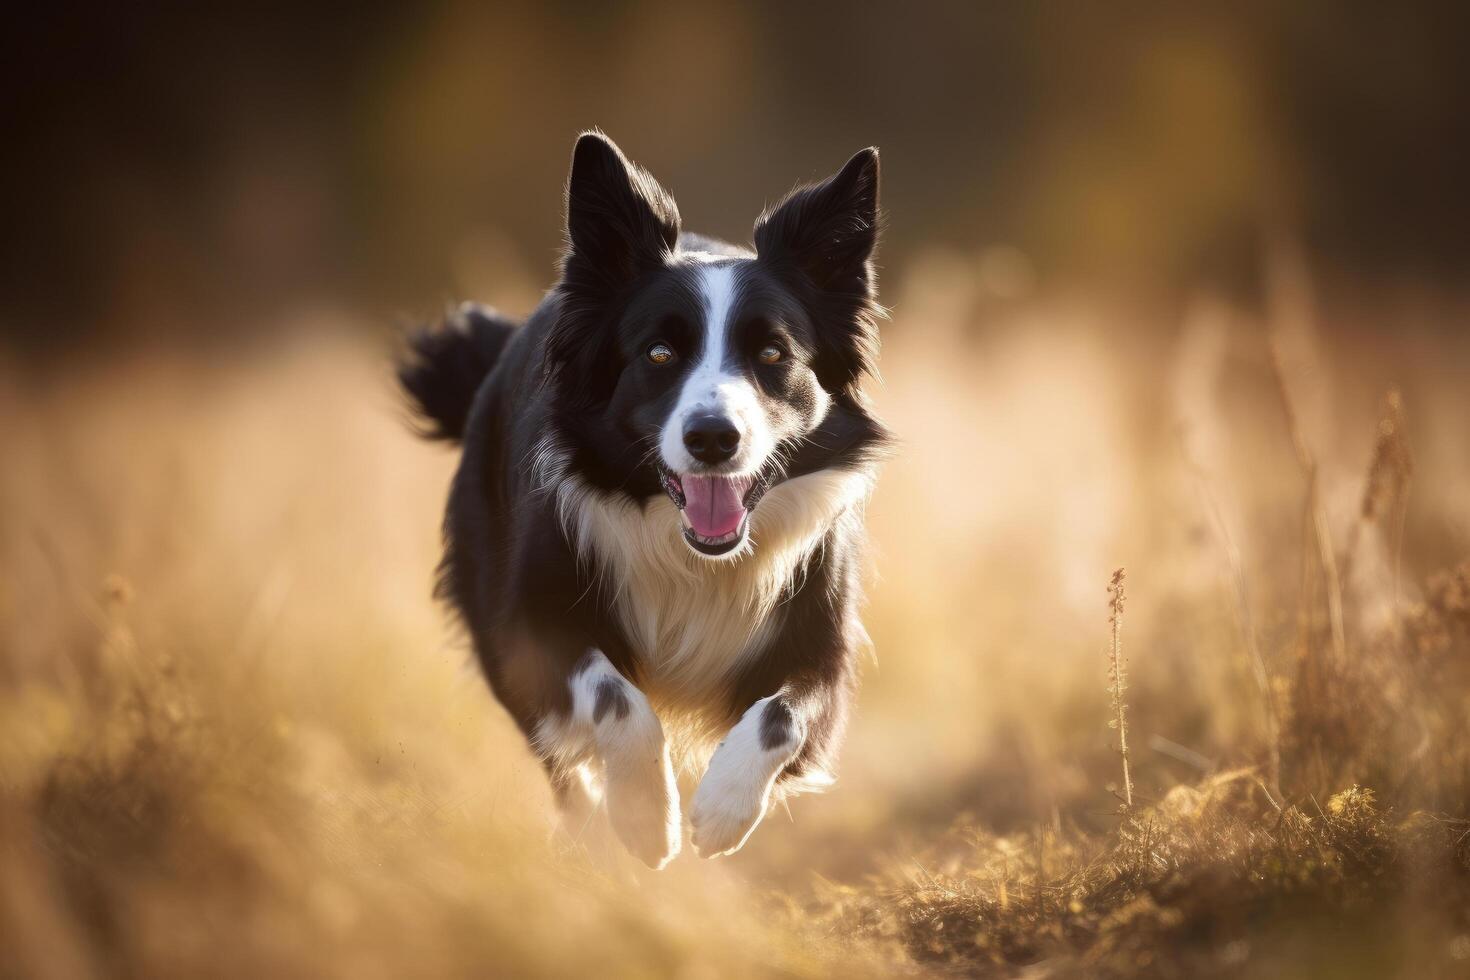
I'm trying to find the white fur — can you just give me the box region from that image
[658,263,777,475]
[534,650,681,868]
[541,451,872,737]
[689,693,803,857]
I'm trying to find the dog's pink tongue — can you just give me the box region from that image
[680,476,749,538]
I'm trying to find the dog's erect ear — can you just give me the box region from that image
[754,148,879,294]
[549,133,679,406]
[755,149,882,391]
[565,132,680,288]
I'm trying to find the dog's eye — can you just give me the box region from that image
[647,343,675,365]
[757,344,783,365]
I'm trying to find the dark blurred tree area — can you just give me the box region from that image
[3,0,1468,347]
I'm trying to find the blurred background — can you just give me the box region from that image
[5,1,1470,346]
[3,2,1469,977]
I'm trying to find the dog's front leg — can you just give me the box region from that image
[544,650,681,868]
[690,689,819,858]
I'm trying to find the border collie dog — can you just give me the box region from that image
[399,132,887,867]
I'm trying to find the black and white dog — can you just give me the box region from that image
[399,133,887,867]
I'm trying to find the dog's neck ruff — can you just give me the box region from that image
[532,435,871,712]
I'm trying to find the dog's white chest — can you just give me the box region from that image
[617,553,781,702]
[554,467,873,701]
[570,493,781,700]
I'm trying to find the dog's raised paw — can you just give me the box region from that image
[607,775,682,869]
[689,777,768,858]
[690,695,804,857]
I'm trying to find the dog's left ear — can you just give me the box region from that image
[754,147,879,295]
[755,148,881,389]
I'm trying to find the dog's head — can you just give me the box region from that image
[547,132,886,559]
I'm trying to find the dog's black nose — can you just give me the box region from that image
[683,415,741,464]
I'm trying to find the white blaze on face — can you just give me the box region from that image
[659,262,776,475]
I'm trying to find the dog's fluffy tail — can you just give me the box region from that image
[398,303,518,443]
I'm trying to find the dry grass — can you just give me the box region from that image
[1106,569,1132,811]
[809,559,1470,976]
[811,775,1470,977]
[2,256,1469,977]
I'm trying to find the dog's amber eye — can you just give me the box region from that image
[647,343,674,365]
[757,344,783,365]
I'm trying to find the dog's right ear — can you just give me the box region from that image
[550,133,679,406]
[564,132,680,289]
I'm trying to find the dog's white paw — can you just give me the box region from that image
[550,650,683,869]
[690,771,770,857]
[690,695,801,857]
[606,758,682,869]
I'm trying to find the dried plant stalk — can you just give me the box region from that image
[1107,568,1133,809]
[1269,336,1348,667]
[1359,388,1414,621]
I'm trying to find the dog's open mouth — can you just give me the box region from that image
[658,467,771,557]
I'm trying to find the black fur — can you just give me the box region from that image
[593,676,631,724]
[550,132,683,411]
[760,698,795,751]
[400,132,887,858]
[399,305,517,442]
[754,148,882,393]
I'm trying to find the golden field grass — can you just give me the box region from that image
[2,252,1469,977]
